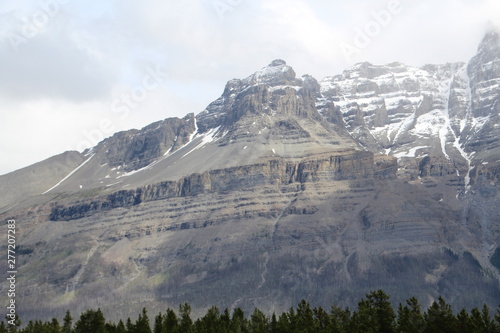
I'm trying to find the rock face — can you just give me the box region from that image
[0,32,499,322]
[93,113,195,172]
[48,150,384,221]
[464,31,500,160]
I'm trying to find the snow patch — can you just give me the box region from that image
[182,126,221,158]
[411,110,444,138]
[393,146,428,158]
[43,154,95,194]
[117,162,156,178]
[117,124,218,177]
[394,111,416,143]
[84,147,94,157]
[268,85,301,92]
[438,77,453,160]
[164,145,174,156]
[106,181,123,187]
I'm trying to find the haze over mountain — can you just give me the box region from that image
[1,30,499,322]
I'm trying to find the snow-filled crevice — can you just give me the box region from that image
[443,69,473,190]
[182,126,222,158]
[43,154,95,194]
[438,76,454,160]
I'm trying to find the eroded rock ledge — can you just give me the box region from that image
[49,150,397,221]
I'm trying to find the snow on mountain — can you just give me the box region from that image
[1,30,500,322]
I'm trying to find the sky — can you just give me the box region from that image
[0,0,498,175]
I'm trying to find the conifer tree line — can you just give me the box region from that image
[2,290,500,333]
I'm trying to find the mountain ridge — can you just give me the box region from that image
[1,30,499,322]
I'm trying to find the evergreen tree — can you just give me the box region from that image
[286,307,298,333]
[424,297,457,333]
[481,304,495,333]
[24,320,41,333]
[274,312,291,333]
[198,306,222,333]
[21,321,34,333]
[367,290,395,333]
[63,310,73,333]
[50,318,62,333]
[396,297,425,333]
[163,308,178,333]
[312,306,330,332]
[230,308,248,333]
[74,309,106,333]
[355,290,396,333]
[105,321,117,333]
[356,298,379,333]
[249,308,268,333]
[178,303,193,333]
[330,305,352,333]
[126,318,135,332]
[456,308,473,333]
[153,313,163,333]
[470,307,485,332]
[269,313,278,333]
[134,308,152,333]
[219,308,231,333]
[116,320,127,333]
[494,306,500,333]
[6,290,500,333]
[296,300,315,333]
[468,305,495,333]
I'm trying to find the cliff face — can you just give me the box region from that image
[0,33,499,322]
[48,150,385,221]
[92,113,196,172]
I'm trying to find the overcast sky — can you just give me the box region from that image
[0,0,498,175]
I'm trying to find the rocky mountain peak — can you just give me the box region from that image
[468,29,500,82]
[198,60,316,132]
[477,29,500,53]
[241,59,300,88]
[269,59,287,66]
[1,31,500,322]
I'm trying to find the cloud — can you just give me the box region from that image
[0,0,497,175]
[0,6,117,102]
[0,33,115,102]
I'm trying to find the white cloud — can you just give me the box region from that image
[0,0,497,175]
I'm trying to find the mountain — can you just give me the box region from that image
[1,31,499,322]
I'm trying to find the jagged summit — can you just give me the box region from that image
[269,59,287,66]
[476,29,500,52]
[242,59,299,87]
[197,59,300,132]
[1,31,499,322]
[468,29,500,78]
[195,59,356,159]
[2,59,358,200]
